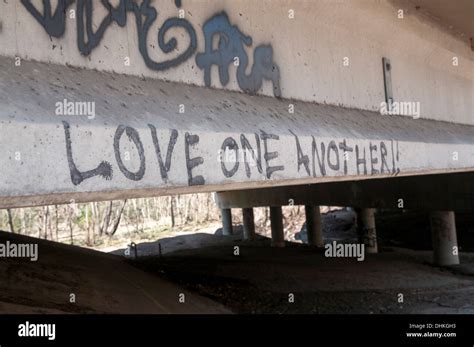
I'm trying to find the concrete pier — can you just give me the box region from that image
[358,208,378,254]
[242,208,256,240]
[305,205,324,247]
[221,208,233,236]
[430,211,460,266]
[270,206,285,248]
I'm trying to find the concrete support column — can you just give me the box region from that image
[305,205,324,247]
[357,208,378,254]
[242,208,256,240]
[270,206,285,248]
[430,211,459,266]
[221,208,233,236]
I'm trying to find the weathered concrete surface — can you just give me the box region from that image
[0,57,473,208]
[408,0,474,38]
[0,0,472,125]
[430,211,460,266]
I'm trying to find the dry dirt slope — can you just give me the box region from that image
[0,230,230,314]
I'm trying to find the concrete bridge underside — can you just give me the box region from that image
[216,171,474,266]
[0,56,473,209]
[1,56,472,268]
[216,172,474,212]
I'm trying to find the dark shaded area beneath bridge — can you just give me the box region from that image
[297,209,474,252]
[132,244,474,314]
[217,172,474,212]
[0,206,473,314]
[128,209,474,314]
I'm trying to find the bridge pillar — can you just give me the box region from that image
[305,205,324,247]
[430,211,459,266]
[270,206,285,248]
[221,208,233,236]
[357,208,378,254]
[242,208,256,240]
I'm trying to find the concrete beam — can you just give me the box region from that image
[305,205,324,247]
[270,207,285,248]
[1,56,474,209]
[2,0,472,125]
[430,211,460,266]
[216,172,474,212]
[242,208,256,240]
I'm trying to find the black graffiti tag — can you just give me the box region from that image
[62,122,403,187]
[240,133,263,178]
[128,0,197,70]
[62,121,113,185]
[312,137,326,177]
[260,130,284,178]
[290,130,310,176]
[184,133,205,186]
[327,141,340,172]
[20,0,74,37]
[304,135,400,177]
[148,125,178,182]
[339,140,354,175]
[21,2,281,97]
[220,137,240,178]
[21,0,197,70]
[114,125,146,181]
[196,12,281,97]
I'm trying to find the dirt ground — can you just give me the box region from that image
[125,209,474,314]
[0,209,473,314]
[0,231,229,314]
[130,243,474,314]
